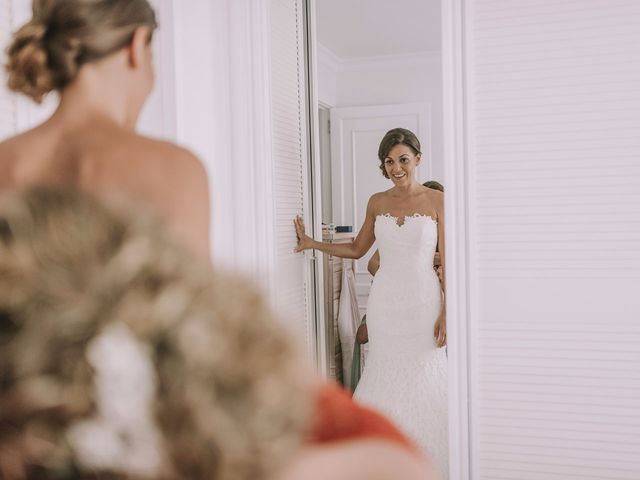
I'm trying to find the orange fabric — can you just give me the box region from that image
[308,383,418,454]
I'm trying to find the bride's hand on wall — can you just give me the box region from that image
[294,216,313,252]
[434,311,446,348]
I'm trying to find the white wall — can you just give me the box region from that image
[137,0,177,142]
[169,0,227,265]
[337,53,443,182]
[170,0,271,278]
[317,45,338,108]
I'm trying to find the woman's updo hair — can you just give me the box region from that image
[377,128,422,179]
[5,0,157,103]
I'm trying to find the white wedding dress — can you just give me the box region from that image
[354,213,448,478]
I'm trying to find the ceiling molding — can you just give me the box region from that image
[317,43,440,73]
[339,50,441,71]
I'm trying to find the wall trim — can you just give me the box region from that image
[318,42,441,72]
[339,50,441,71]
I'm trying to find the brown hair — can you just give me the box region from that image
[377,128,422,179]
[423,180,444,192]
[5,0,157,103]
[0,187,311,480]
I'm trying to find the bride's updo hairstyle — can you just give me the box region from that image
[377,128,422,179]
[5,0,157,103]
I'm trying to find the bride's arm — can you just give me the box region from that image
[294,195,378,259]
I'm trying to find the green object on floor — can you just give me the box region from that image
[350,341,361,392]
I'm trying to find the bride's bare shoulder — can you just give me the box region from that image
[367,190,392,213]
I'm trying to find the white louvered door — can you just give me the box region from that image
[0,0,16,140]
[269,0,315,352]
[447,1,640,478]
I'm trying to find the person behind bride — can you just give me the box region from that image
[294,128,449,478]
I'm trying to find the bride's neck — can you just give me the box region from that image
[393,181,422,195]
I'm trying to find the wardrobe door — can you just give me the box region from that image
[269,0,316,352]
[446,1,640,478]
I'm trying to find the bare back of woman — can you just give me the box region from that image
[0,0,210,256]
[0,117,209,255]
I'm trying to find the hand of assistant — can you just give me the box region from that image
[434,311,446,348]
[435,265,444,283]
[356,317,368,344]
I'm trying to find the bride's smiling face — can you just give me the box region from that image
[383,144,421,185]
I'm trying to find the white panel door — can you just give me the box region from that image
[329,103,431,313]
[445,1,640,478]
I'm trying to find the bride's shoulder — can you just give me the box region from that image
[367,190,392,213]
[368,191,386,204]
[372,187,398,201]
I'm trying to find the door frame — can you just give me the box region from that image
[442,0,472,478]
[302,0,328,376]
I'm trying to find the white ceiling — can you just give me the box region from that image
[315,0,441,60]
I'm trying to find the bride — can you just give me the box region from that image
[294,128,448,478]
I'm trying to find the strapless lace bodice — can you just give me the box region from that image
[375,213,438,271]
[368,214,442,357]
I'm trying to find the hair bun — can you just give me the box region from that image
[5,21,55,103]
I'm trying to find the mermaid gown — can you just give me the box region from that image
[353,213,448,478]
